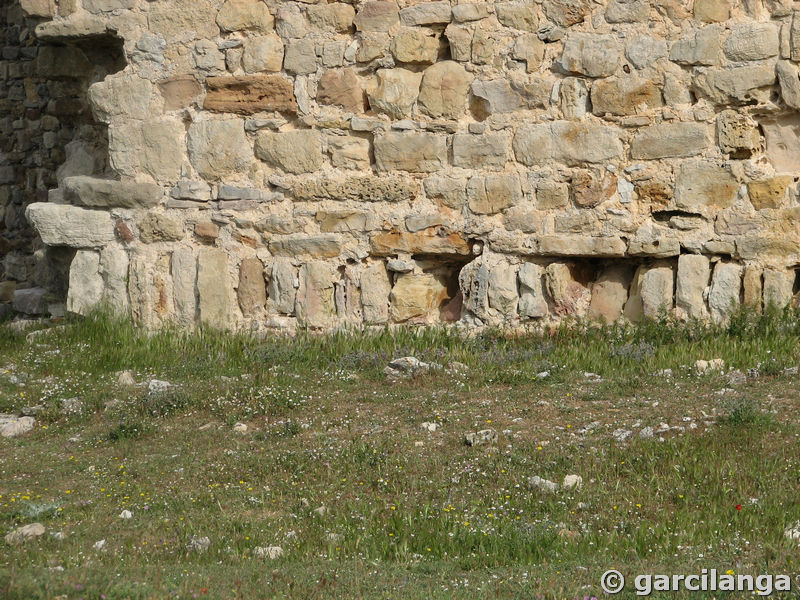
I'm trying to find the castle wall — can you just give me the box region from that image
[9,0,800,329]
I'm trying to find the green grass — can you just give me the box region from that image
[2,309,800,598]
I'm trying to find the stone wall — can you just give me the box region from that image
[8,0,800,330]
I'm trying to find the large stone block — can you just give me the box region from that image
[605,0,649,23]
[63,176,162,209]
[467,175,521,215]
[674,161,739,210]
[317,69,365,113]
[366,68,422,119]
[496,1,538,31]
[171,247,197,328]
[630,123,709,159]
[294,176,418,203]
[692,65,776,105]
[354,1,399,32]
[187,119,252,180]
[763,268,794,309]
[269,258,297,315]
[391,28,439,64]
[242,34,284,73]
[26,203,115,248]
[269,235,344,258]
[546,262,591,317]
[238,257,266,317]
[88,74,156,123]
[109,118,187,181]
[419,60,473,119]
[589,265,631,323]
[217,0,274,33]
[518,263,548,318]
[716,110,760,158]
[296,262,337,328]
[204,76,297,115]
[390,272,449,322]
[537,235,627,257]
[255,130,323,174]
[590,77,663,116]
[694,0,732,22]
[308,3,356,32]
[374,132,447,173]
[66,250,103,316]
[513,121,624,166]
[724,23,779,62]
[361,263,391,324]
[400,1,452,25]
[669,25,722,65]
[452,133,510,169]
[676,254,710,320]
[370,231,471,256]
[543,0,592,27]
[198,250,230,329]
[560,34,621,78]
[709,262,742,324]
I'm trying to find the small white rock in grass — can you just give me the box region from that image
[313,505,328,517]
[93,539,106,550]
[785,523,800,542]
[186,535,210,553]
[414,441,424,447]
[727,370,747,386]
[421,422,438,432]
[639,426,654,440]
[562,474,583,490]
[233,422,248,433]
[325,533,342,544]
[147,379,172,395]
[528,475,559,493]
[4,523,45,545]
[254,546,283,559]
[695,359,725,375]
[446,361,468,375]
[61,397,83,415]
[0,415,35,438]
[51,531,65,540]
[464,429,498,447]
[119,510,133,519]
[117,370,136,386]
[612,428,633,443]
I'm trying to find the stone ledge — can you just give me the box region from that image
[25,203,116,248]
[63,176,162,209]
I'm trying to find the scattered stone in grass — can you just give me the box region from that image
[414,440,424,446]
[577,502,589,510]
[4,523,45,545]
[747,368,761,378]
[528,475,558,493]
[421,421,438,432]
[119,510,133,519]
[325,533,342,544]
[464,428,498,447]
[51,531,65,540]
[446,361,468,375]
[254,545,283,559]
[695,358,725,375]
[68,436,80,443]
[147,379,173,395]
[61,397,83,414]
[655,422,670,434]
[728,370,747,385]
[584,372,602,382]
[639,426,654,439]
[656,369,673,377]
[313,505,328,517]
[562,474,583,490]
[0,415,35,438]
[612,428,633,442]
[21,405,44,416]
[784,366,799,376]
[117,370,136,386]
[186,535,210,553]
[233,422,248,433]
[535,370,551,379]
[25,326,63,343]
[104,399,122,411]
[784,522,800,542]
[198,422,218,431]
[384,356,441,379]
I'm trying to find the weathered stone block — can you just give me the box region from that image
[496,1,538,31]
[467,175,521,215]
[269,258,297,315]
[374,132,447,173]
[88,74,155,123]
[724,23,779,62]
[452,133,509,169]
[317,69,364,113]
[518,263,548,318]
[138,213,184,243]
[676,254,710,320]
[361,263,391,324]
[589,265,631,322]
[158,76,204,111]
[317,209,369,233]
[716,110,760,157]
[242,34,284,73]
[560,34,620,78]
[605,0,649,23]
[204,76,297,115]
[63,176,162,209]
[692,65,776,105]
[694,0,732,22]
[537,235,626,257]
[238,257,266,317]
[674,161,739,210]
[709,262,742,324]
[26,203,115,248]
[198,250,230,329]
[187,119,252,180]
[269,235,344,258]
[424,176,467,209]
[66,250,103,316]
[417,61,472,119]
[513,122,624,166]
[571,170,617,208]
[109,118,187,182]
[255,130,323,174]
[295,176,418,203]
[217,0,274,33]
[171,247,197,328]
[749,177,792,210]
[296,262,337,328]
[391,28,439,64]
[669,26,722,65]
[327,136,370,170]
[354,1,399,32]
[630,123,709,160]
[763,268,794,309]
[308,3,356,32]
[284,39,317,75]
[590,77,662,116]
[370,231,470,256]
[400,1,451,25]
[543,0,592,27]
[367,68,422,119]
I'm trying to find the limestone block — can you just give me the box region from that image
[361,263,391,324]
[255,130,323,174]
[242,34,284,73]
[513,121,623,166]
[676,254,710,320]
[88,74,156,123]
[543,0,592,27]
[317,69,365,113]
[674,161,739,211]
[109,118,187,181]
[284,40,317,75]
[66,250,103,316]
[390,272,449,323]
[590,77,663,116]
[217,0,274,33]
[716,110,760,157]
[444,24,472,61]
[20,0,55,17]
[459,259,490,321]
[294,176,418,203]
[367,68,422,119]
[518,263,548,319]
[496,1,538,31]
[694,0,733,22]
[374,132,447,173]
[559,78,589,120]
[269,235,344,259]
[709,262,742,323]
[467,175,521,215]
[83,0,134,12]
[743,265,762,311]
[296,262,337,328]
[470,79,524,116]
[269,258,297,315]
[327,136,370,170]
[194,40,226,72]
[317,209,369,232]
[138,213,184,244]
[692,65,776,105]
[560,34,621,78]
[536,182,569,209]
[760,115,800,174]
[571,170,616,208]
[198,250,230,329]
[25,203,115,248]
[546,263,591,317]
[452,133,509,169]
[63,176,162,209]
[204,76,297,115]
[537,235,626,257]
[417,61,472,119]
[669,26,722,65]
[452,3,491,22]
[605,0,649,23]
[400,1,452,25]
[187,119,252,180]
[792,10,800,61]
[749,177,792,210]
[776,60,800,110]
[171,247,197,327]
[636,263,674,320]
[391,29,439,64]
[158,76,204,111]
[308,3,355,32]
[763,268,794,309]
[626,36,668,70]
[630,123,709,160]
[724,23,779,62]
[238,257,266,317]
[627,224,680,258]
[589,265,631,323]
[369,231,471,256]
[424,176,467,209]
[488,262,519,318]
[354,2,399,32]
[512,34,545,73]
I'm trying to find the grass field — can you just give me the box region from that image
[2,310,800,599]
